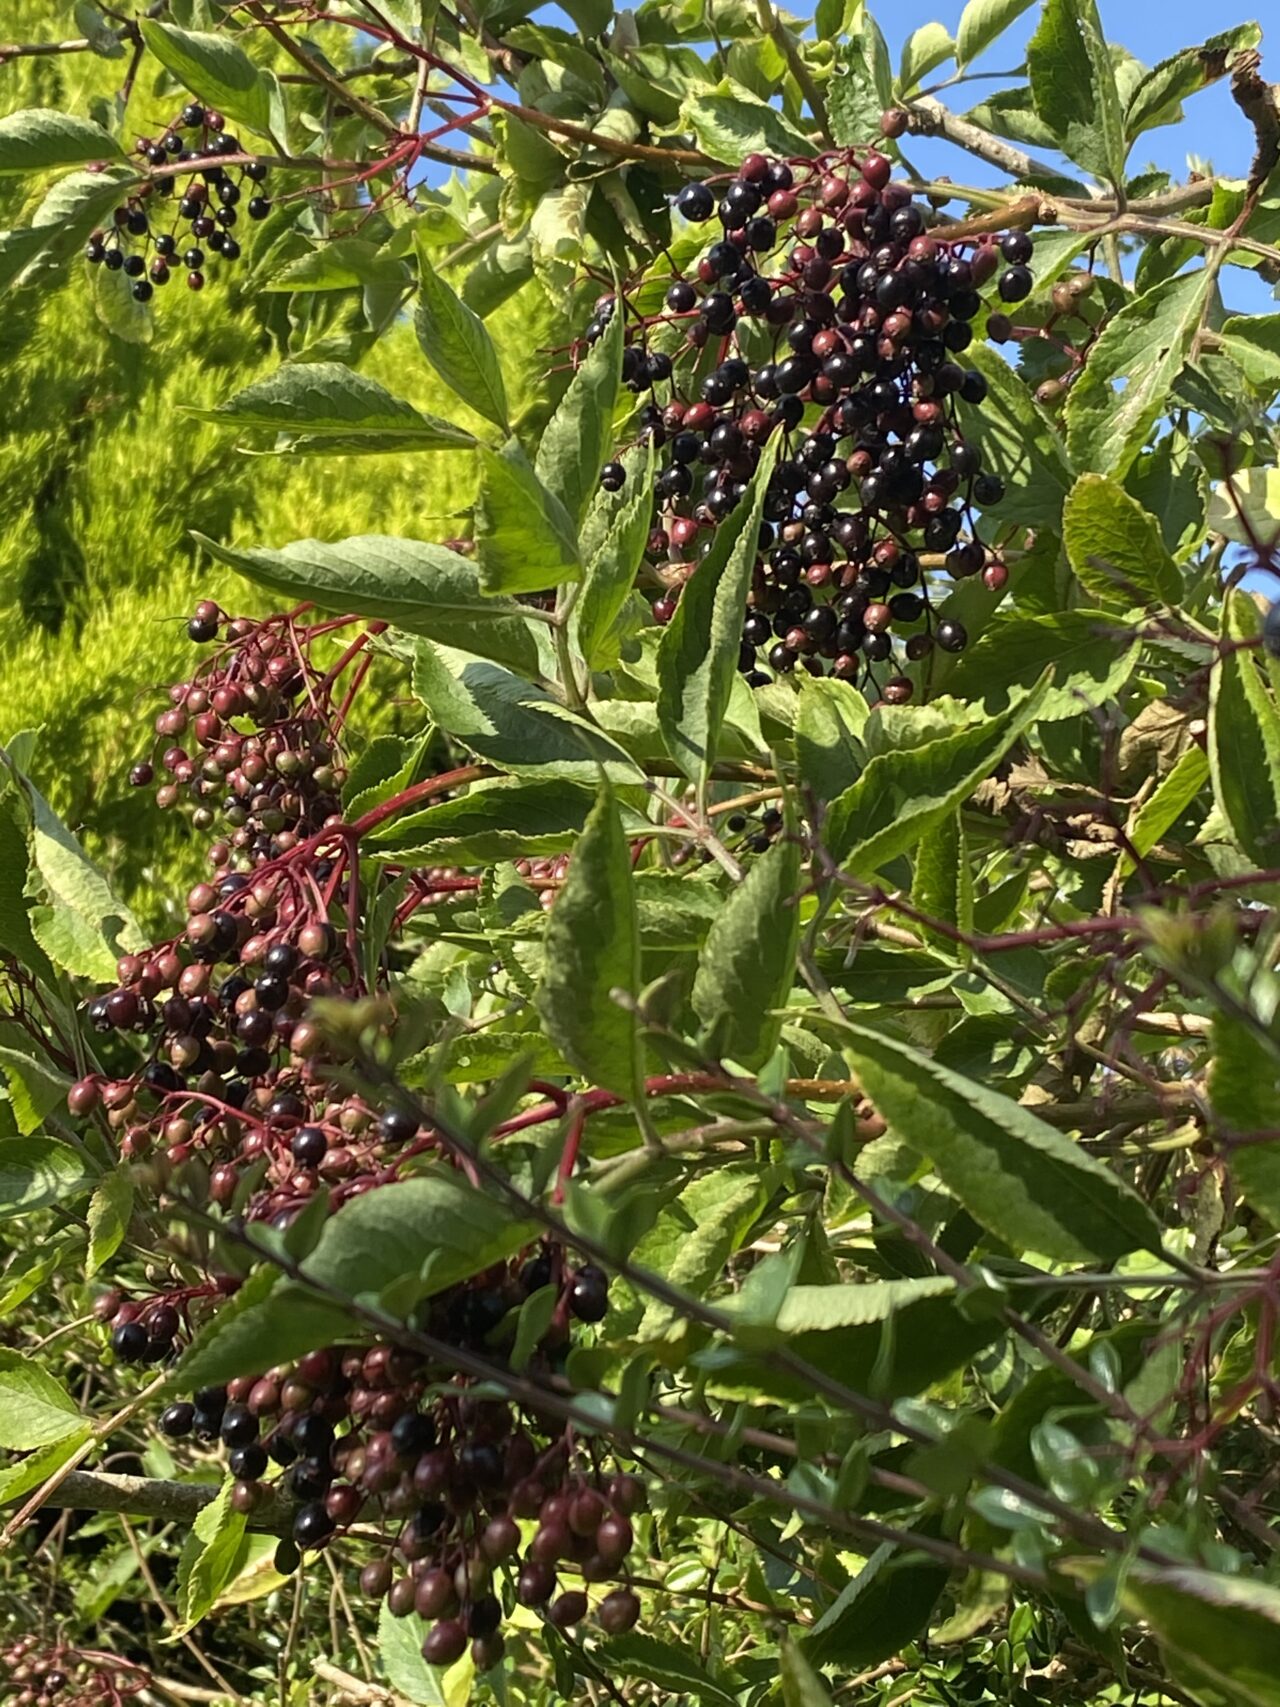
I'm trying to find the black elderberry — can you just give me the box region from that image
[292,1414,333,1455]
[378,1107,418,1145]
[973,472,1005,505]
[390,1411,437,1459]
[998,265,1033,303]
[220,1405,258,1449]
[569,1264,610,1323]
[665,279,696,313]
[264,943,299,975]
[292,1502,335,1549]
[160,1402,194,1437]
[247,196,271,221]
[122,254,145,278]
[291,1126,327,1167]
[1001,229,1033,264]
[126,209,149,236]
[935,619,968,653]
[112,1321,149,1363]
[229,1442,268,1480]
[181,102,205,127]
[600,462,626,492]
[676,182,714,221]
[85,237,106,264]
[959,370,988,405]
[466,1595,502,1638]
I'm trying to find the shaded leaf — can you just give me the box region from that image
[1208,592,1280,867]
[140,21,277,140]
[414,244,509,431]
[692,837,802,1070]
[0,109,123,174]
[535,309,623,525]
[535,780,640,1098]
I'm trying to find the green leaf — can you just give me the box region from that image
[13,765,146,980]
[1062,474,1182,607]
[535,779,640,1098]
[74,3,126,58]
[957,345,1074,529]
[898,22,954,91]
[263,237,408,294]
[1208,592,1280,868]
[378,1601,472,1705]
[824,684,1047,873]
[535,309,623,525]
[836,1021,1165,1262]
[1124,26,1262,143]
[0,1428,91,1507]
[0,169,138,297]
[637,1167,770,1344]
[191,533,546,678]
[955,0,1036,69]
[1066,271,1211,479]
[414,244,509,431]
[573,443,656,670]
[781,1639,834,1707]
[366,779,638,864]
[1211,1016,1280,1228]
[86,1170,133,1277]
[89,260,153,347]
[829,11,895,147]
[0,1139,92,1220]
[0,799,50,978]
[175,1480,248,1635]
[410,643,639,782]
[692,837,802,1070]
[0,1350,83,1449]
[0,1027,70,1135]
[943,609,1141,722]
[171,1268,339,1393]
[1119,744,1209,873]
[656,439,777,790]
[795,676,868,804]
[1116,1565,1280,1707]
[190,362,474,453]
[300,1171,538,1308]
[803,1535,949,1668]
[1026,0,1127,186]
[681,88,811,164]
[140,21,276,140]
[475,438,580,596]
[0,109,124,174]
[596,1634,743,1707]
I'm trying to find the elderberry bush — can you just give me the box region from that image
[585,149,1031,698]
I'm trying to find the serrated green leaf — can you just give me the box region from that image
[476,438,580,595]
[681,88,811,164]
[1211,1016,1280,1227]
[1066,271,1211,478]
[825,682,1047,873]
[0,109,124,174]
[535,779,640,1098]
[87,1170,133,1277]
[944,609,1141,722]
[692,837,802,1070]
[535,309,623,525]
[190,362,474,451]
[1026,0,1126,186]
[175,1480,248,1634]
[836,1021,1165,1262]
[140,21,277,140]
[0,1350,83,1449]
[573,443,656,670]
[414,243,509,431]
[1208,592,1280,867]
[1062,474,1181,607]
[955,0,1036,69]
[1124,26,1261,143]
[656,439,776,790]
[0,1139,91,1220]
[192,533,545,678]
[898,22,954,91]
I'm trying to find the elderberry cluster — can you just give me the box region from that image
[144,1255,637,1671]
[586,148,1032,699]
[127,603,349,867]
[0,1640,147,1707]
[84,102,270,301]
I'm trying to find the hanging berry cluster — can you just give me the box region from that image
[147,1257,639,1672]
[84,102,271,301]
[0,1640,148,1707]
[585,147,1034,700]
[126,602,357,866]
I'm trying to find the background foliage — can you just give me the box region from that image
[3,2,1280,1707]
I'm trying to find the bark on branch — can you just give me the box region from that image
[1,1469,290,1532]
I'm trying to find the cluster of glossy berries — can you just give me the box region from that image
[85,103,270,300]
[66,900,434,1237]
[127,604,349,868]
[0,1641,147,1707]
[149,1252,635,1671]
[584,149,1032,697]
[986,269,1097,410]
